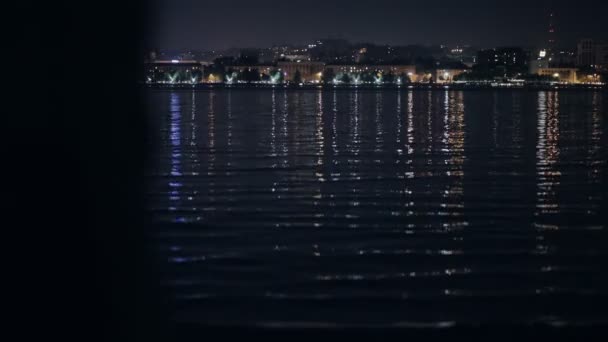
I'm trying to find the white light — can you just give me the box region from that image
[171,60,179,64]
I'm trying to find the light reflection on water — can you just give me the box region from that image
[148,89,607,326]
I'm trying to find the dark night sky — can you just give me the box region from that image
[150,0,608,50]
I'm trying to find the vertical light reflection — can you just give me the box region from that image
[168,92,183,219]
[406,91,414,158]
[281,90,289,169]
[226,90,233,170]
[426,91,433,154]
[207,91,216,175]
[269,90,280,207]
[396,91,402,148]
[348,91,361,225]
[313,91,326,227]
[331,90,339,158]
[535,91,561,221]
[437,91,466,227]
[315,90,325,179]
[190,91,197,147]
[446,92,466,212]
[329,91,340,209]
[206,91,216,214]
[587,92,604,215]
[330,90,340,188]
[438,90,452,223]
[442,90,450,148]
[188,90,200,222]
[402,91,415,219]
[189,91,199,176]
[270,90,277,162]
[374,92,383,154]
[351,90,361,157]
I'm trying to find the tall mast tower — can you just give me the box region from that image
[547,12,556,53]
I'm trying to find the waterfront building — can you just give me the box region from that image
[229,65,275,76]
[324,64,417,84]
[145,60,204,84]
[536,67,578,83]
[325,64,414,74]
[434,68,469,83]
[325,64,416,77]
[278,61,325,83]
[529,58,550,75]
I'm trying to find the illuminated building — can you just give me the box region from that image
[536,67,578,83]
[282,54,311,62]
[529,58,550,74]
[434,68,469,83]
[229,65,275,76]
[325,64,416,77]
[145,60,204,84]
[476,47,529,76]
[552,49,577,67]
[278,61,325,83]
[449,47,477,68]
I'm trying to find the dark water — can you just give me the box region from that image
[147,89,608,328]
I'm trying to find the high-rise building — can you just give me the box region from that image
[578,39,597,67]
[577,39,608,69]
[547,12,557,53]
[596,44,608,70]
[476,47,529,76]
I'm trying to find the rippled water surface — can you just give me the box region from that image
[147,89,607,327]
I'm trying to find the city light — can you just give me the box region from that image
[225,73,236,84]
[270,72,282,84]
[144,38,606,88]
[168,73,178,84]
[374,74,382,84]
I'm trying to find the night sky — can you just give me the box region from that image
[150,0,608,50]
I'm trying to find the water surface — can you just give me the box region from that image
[147,89,607,327]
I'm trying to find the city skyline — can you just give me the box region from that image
[151,0,608,50]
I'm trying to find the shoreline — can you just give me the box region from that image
[143,83,606,91]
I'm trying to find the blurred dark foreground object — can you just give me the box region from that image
[5,1,169,341]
